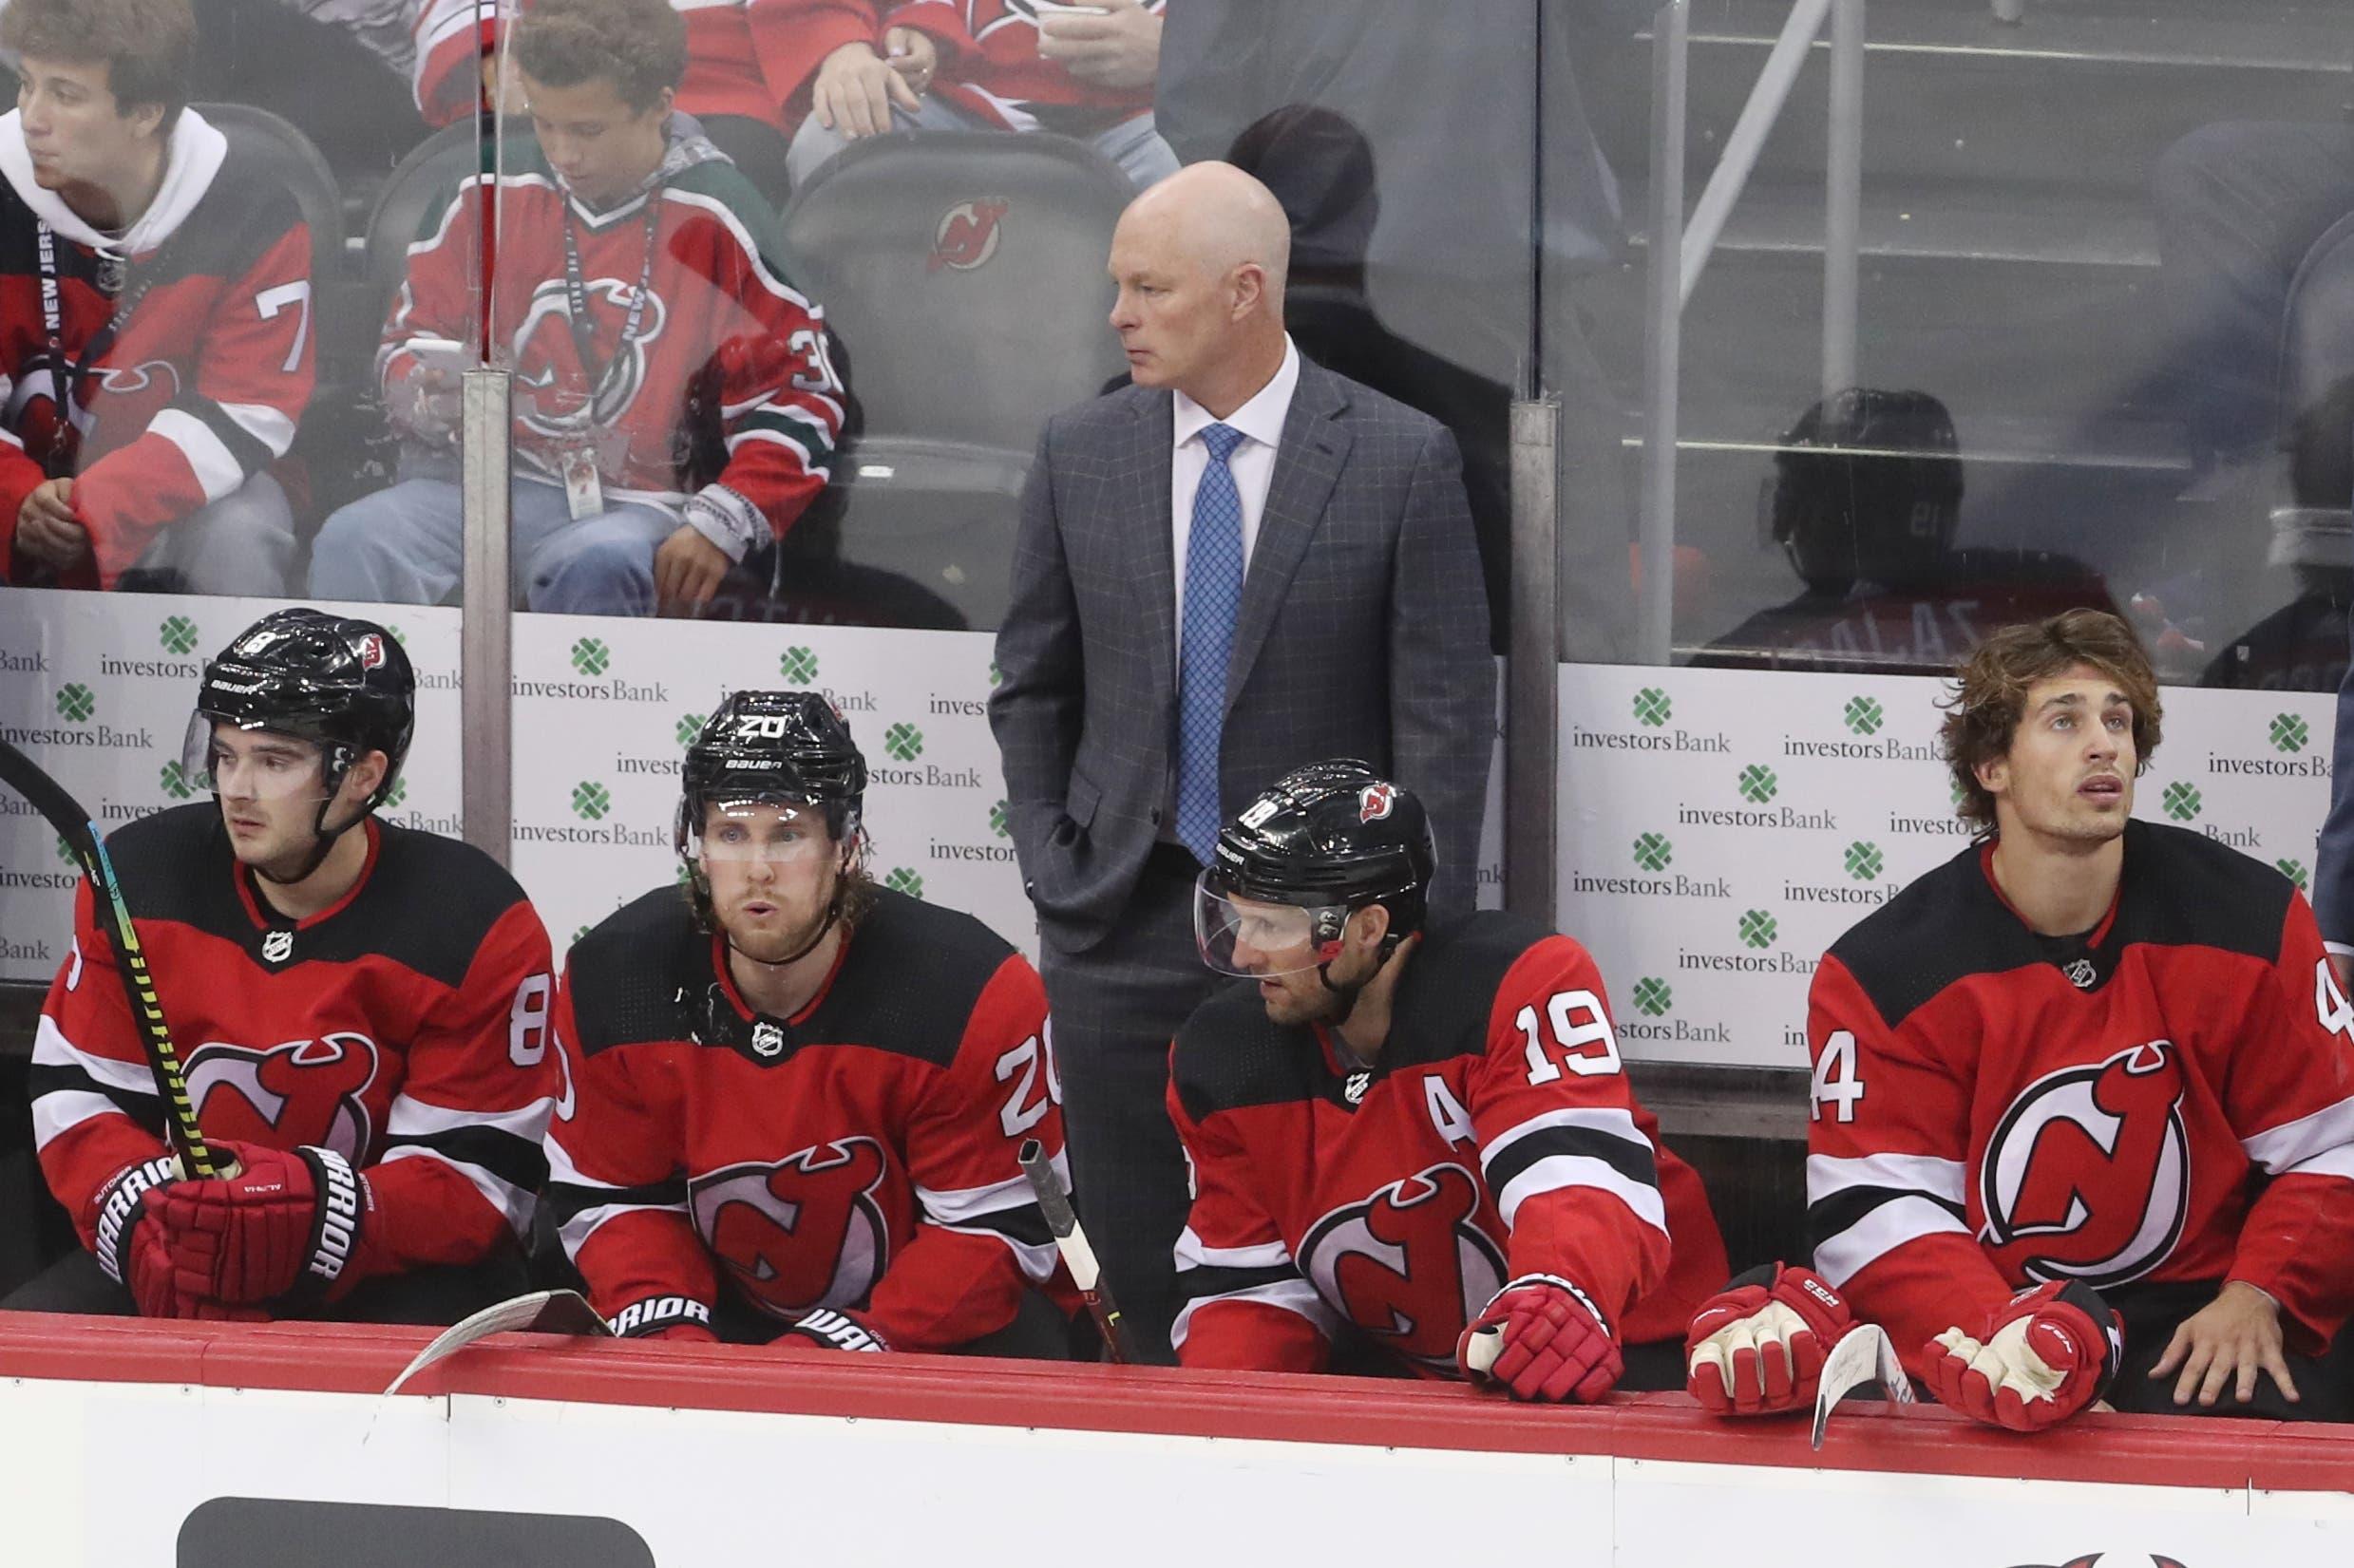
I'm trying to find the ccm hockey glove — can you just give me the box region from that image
[1924,1280,2123,1433]
[1458,1274,1622,1403]
[155,1140,372,1307]
[1684,1262,1855,1416]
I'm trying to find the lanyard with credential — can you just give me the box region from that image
[34,221,156,479]
[558,190,663,419]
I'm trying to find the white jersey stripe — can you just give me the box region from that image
[1813,1195,1973,1288]
[1170,1277,1338,1354]
[1806,1150,1969,1204]
[2240,1094,2354,1176]
[1494,1153,1669,1234]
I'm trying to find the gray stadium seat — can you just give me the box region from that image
[778,131,1134,629]
[198,104,346,332]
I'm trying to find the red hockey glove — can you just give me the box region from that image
[1923,1280,2122,1433]
[1684,1262,1855,1416]
[607,1294,718,1342]
[775,1308,890,1353]
[154,1140,372,1307]
[92,1158,259,1320]
[1457,1274,1622,1403]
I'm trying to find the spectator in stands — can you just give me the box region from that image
[782,0,1178,193]
[989,161,1492,1359]
[308,0,845,615]
[0,0,314,595]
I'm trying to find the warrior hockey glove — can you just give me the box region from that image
[1684,1262,1855,1416]
[1458,1274,1622,1403]
[777,1309,890,1353]
[93,1157,259,1321]
[1924,1280,2122,1433]
[607,1295,718,1342]
[156,1140,373,1307]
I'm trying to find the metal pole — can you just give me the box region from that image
[1638,0,1689,667]
[1823,0,1865,399]
[459,368,513,868]
[1680,0,1832,307]
[1506,398,1559,921]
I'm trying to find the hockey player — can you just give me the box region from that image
[0,0,314,593]
[1692,610,2354,1427]
[1169,761,1728,1397]
[8,609,559,1323]
[310,0,844,615]
[545,692,1074,1351]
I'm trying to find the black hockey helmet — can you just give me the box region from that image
[1767,387,1963,597]
[674,690,866,857]
[1196,759,1434,978]
[186,608,415,820]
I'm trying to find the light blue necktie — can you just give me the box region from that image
[1175,423,1245,862]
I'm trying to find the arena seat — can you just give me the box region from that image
[777,131,1134,630]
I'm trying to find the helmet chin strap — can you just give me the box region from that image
[252,795,358,886]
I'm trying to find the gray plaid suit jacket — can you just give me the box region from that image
[990,355,1494,954]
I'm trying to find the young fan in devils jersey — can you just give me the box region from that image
[545,691,1076,1351]
[1704,610,2354,1427]
[7,610,559,1323]
[310,0,845,615]
[780,0,1178,191]
[0,0,313,594]
[1169,761,1728,1395]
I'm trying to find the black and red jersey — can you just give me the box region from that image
[545,885,1073,1349]
[1806,821,2354,1378]
[0,110,313,586]
[1168,911,1728,1375]
[32,804,558,1290]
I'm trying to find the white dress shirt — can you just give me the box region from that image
[1169,335,1300,654]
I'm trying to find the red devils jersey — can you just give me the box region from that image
[0,110,313,587]
[545,885,1073,1349]
[411,0,792,130]
[1807,821,2354,1378]
[387,136,842,542]
[1168,913,1728,1374]
[883,1,1161,134]
[33,805,559,1289]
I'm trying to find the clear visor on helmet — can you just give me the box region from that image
[689,797,833,865]
[1193,873,1348,978]
[180,713,330,803]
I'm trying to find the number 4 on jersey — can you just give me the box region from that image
[1812,1029,1865,1123]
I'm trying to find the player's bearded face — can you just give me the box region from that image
[1227,900,1379,1026]
[1984,665,2137,846]
[700,801,842,963]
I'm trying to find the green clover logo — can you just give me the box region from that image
[884,867,924,899]
[883,722,923,762]
[2277,859,2310,891]
[675,712,707,748]
[1737,764,1777,804]
[159,614,199,655]
[1630,976,1672,1017]
[158,761,192,801]
[384,624,408,647]
[1844,841,1884,881]
[1632,687,1672,727]
[779,646,819,686]
[1843,695,1883,736]
[989,800,1009,839]
[573,924,593,947]
[571,780,612,821]
[2271,713,2310,754]
[1738,909,1777,949]
[1949,772,1967,806]
[54,835,73,866]
[989,660,1003,688]
[54,683,93,723]
[1631,832,1673,873]
[382,776,408,811]
[2161,781,2202,822]
[570,637,611,677]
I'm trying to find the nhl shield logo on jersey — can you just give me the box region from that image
[260,929,294,966]
[928,200,1008,273]
[1979,1040,2191,1289]
[750,1020,785,1058]
[1299,1162,1507,1369]
[183,1032,382,1162]
[690,1137,892,1318]
[1357,784,1396,823]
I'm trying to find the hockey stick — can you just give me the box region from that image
[1017,1137,1141,1365]
[0,738,228,1178]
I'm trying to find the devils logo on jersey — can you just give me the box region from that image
[509,275,670,433]
[1980,1040,2190,1288]
[689,1136,892,1319]
[929,200,1008,273]
[1299,1162,1507,1369]
[182,1033,382,1162]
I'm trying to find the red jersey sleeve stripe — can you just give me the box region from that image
[1808,1150,1973,1288]
[1480,1105,1664,1234]
[2240,1092,2354,1175]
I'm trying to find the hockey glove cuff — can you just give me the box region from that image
[1458,1273,1622,1403]
[777,1308,890,1353]
[1924,1280,2122,1433]
[1684,1261,1855,1416]
[608,1294,718,1341]
[155,1140,373,1307]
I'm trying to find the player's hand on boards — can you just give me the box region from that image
[654,524,731,615]
[1683,1261,1853,1416]
[2148,1278,2299,1409]
[1923,1280,2120,1433]
[1035,0,1163,91]
[1458,1273,1621,1403]
[776,1308,890,1352]
[154,1139,371,1306]
[811,40,921,139]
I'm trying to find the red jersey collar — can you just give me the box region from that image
[710,923,855,1029]
[1976,837,2122,947]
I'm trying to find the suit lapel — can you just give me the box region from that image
[1122,389,1179,706]
[1224,363,1350,714]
